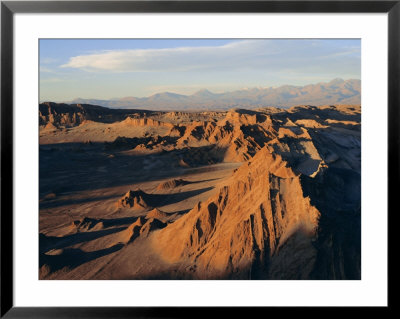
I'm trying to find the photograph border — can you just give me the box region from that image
[1,1,397,317]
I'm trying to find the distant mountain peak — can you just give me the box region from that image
[151,91,184,97]
[328,78,345,85]
[192,89,216,97]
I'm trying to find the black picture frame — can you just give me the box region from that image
[1,0,396,317]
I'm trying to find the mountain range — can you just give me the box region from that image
[65,78,360,111]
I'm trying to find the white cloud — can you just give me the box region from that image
[60,39,361,75]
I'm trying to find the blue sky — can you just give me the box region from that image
[39,39,361,102]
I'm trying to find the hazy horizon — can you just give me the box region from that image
[39,77,358,104]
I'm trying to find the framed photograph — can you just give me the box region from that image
[1,0,395,317]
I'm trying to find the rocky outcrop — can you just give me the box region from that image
[72,217,104,232]
[156,179,191,191]
[116,217,146,244]
[121,117,174,128]
[116,216,166,244]
[39,104,360,177]
[39,102,154,127]
[116,189,152,209]
[140,218,167,237]
[145,208,176,223]
[153,147,320,279]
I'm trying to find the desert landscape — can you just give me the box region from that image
[39,102,361,280]
[39,38,361,280]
